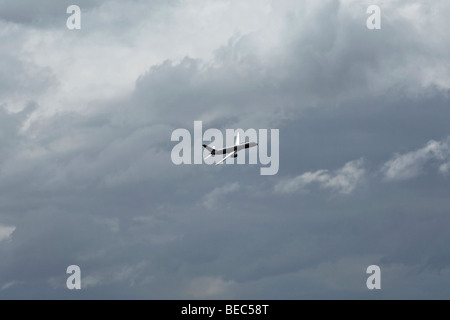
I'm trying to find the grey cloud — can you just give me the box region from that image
[0,0,117,26]
[122,0,450,133]
[275,159,365,195]
[1,0,450,299]
[202,182,240,210]
[0,53,55,102]
[0,224,15,242]
[382,138,450,181]
[0,0,181,32]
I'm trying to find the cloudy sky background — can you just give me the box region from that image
[1,0,449,299]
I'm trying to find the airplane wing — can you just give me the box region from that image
[215,151,236,165]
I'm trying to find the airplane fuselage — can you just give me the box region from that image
[213,142,258,155]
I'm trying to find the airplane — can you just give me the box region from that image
[202,132,258,165]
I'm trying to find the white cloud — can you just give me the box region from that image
[0,224,16,242]
[275,159,365,195]
[187,276,235,298]
[382,139,450,181]
[8,0,274,123]
[1,281,20,290]
[439,162,450,175]
[11,0,449,130]
[202,182,240,209]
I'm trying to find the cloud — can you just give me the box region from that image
[1,0,450,299]
[48,261,148,290]
[1,281,20,291]
[187,276,235,298]
[3,0,274,125]
[0,0,108,25]
[382,138,450,181]
[0,225,16,242]
[202,182,240,209]
[439,162,450,175]
[275,159,365,195]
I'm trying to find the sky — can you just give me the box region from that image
[0,0,449,299]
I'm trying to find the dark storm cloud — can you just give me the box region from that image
[0,0,450,299]
[124,0,449,131]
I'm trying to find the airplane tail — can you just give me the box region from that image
[235,132,240,145]
[202,144,215,159]
[202,144,215,153]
